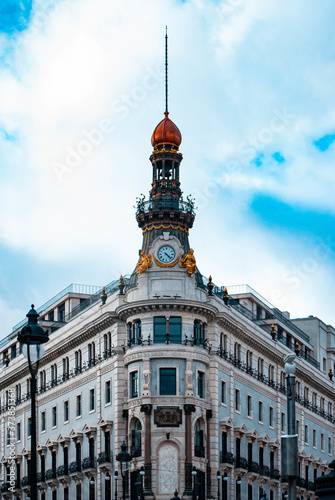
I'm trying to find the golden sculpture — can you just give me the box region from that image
[136,252,152,276]
[180,249,196,277]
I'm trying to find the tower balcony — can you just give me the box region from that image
[135,195,195,230]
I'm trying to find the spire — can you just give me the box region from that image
[165,26,168,114]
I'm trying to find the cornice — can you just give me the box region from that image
[116,299,218,322]
[0,312,117,389]
[124,347,210,366]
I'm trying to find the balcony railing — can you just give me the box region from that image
[97,452,111,464]
[82,457,96,470]
[235,457,248,470]
[248,461,259,474]
[135,195,196,218]
[37,472,45,483]
[69,461,82,473]
[195,445,205,458]
[131,446,142,458]
[220,452,235,465]
[21,476,30,487]
[0,483,9,492]
[297,477,307,488]
[259,465,270,477]
[270,468,280,480]
[45,469,57,480]
[57,465,69,476]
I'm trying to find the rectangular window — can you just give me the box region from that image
[41,411,46,432]
[49,310,54,321]
[313,429,317,448]
[130,371,138,398]
[17,422,21,442]
[160,368,177,396]
[64,400,69,423]
[321,433,325,452]
[52,406,57,427]
[235,389,241,412]
[304,425,309,444]
[281,412,286,432]
[247,395,252,418]
[269,406,274,428]
[154,317,166,343]
[197,371,205,398]
[258,401,263,423]
[105,380,111,404]
[89,388,95,412]
[169,317,182,343]
[76,395,82,417]
[296,420,300,440]
[58,303,65,322]
[328,437,332,455]
[221,381,226,405]
[27,417,32,437]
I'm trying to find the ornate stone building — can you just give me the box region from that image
[0,108,334,500]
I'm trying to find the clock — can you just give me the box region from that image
[157,245,176,263]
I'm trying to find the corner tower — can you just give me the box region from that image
[135,111,195,254]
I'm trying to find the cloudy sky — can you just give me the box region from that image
[0,0,334,339]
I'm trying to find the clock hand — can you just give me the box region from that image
[164,252,170,258]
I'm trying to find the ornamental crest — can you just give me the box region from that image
[154,406,182,427]
[136,252,152,276]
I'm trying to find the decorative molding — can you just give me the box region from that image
[140,404,152,415]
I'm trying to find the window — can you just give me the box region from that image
[320,397,325,412]
[159,368,176,396]
[296,420,300,440]
[51,364,57,385]
[11,344,16,359]
[88,342,95,366]
[131,419,142,457]
[321,433,325,452]
[313,429,317,448]
[247,395,252,418]
[64,400,69,423]
[6,428,10,446]
[76,394,82,417]
[105,380,111,404]
[258,401,263,423]
[76,484,82,500]
[281,412,286,432]
[58,302,65,322]
[197,371,205,398]
[328,437,332,455]
[75,350,82,373]
[27,417,32,437]
[312,392,317,406]
[63,357,69,380]
[17,422,21,442]
[304,425,309,444]
[89,388,95,412]
[323,357,326,372]
[235,389,241,412]
[41,411,46,432]
[49,310,54,321]
[221,380,227,405]
[194,320,205,345]
[130,371,139,398]
[52,406,57,427]
[169,317,182,343]
[195,419,204,457]
[269,406,274,428]
[154,317,167,343]
[128,320,142,345]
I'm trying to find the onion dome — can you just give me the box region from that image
[151,111,182,147]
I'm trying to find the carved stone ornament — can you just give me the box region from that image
[179,249,196,277]
[184,404,196,415]
[140,404,152,415]
[154,407,182,427]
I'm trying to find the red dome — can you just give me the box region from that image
[151,112,182,147]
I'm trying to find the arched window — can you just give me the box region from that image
[246,351,253,371]
[258,358,264,377]
[88,342,95,366]
[304,387,309,402]
[195,419,205,457]
[268,364,274,382]
[194,321,206,345]
[51,364,57,385]
[15,384,21,403]
[234,343,241,362]
[75,350,82,373]
[62,357,69,380]
[130,419,142,457]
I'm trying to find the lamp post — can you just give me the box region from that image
[116,442,132,500]
[192,466,197,500]
[17,305,49,500]
[281,354,298,500]
[216,471,221,500]
[140,465,145,500]
[114,470,118,500]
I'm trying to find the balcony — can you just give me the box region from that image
[195,445,205,458]
[259,465,270,478]
[82,457,96,475]
[220,452,235,465]
[97,452,111,464]
[131,446,141,458]
[45,469,58,487]
[269,468,280,481]
[1,483,9,492]
[297,477,307,489]
[235,457,248,471]
[37,472,45,483]
[56,465,69,477]
[21,476,30,487]
[69,461,83,482]
[248,462,260,474]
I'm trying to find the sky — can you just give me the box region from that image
[0,0,334,339]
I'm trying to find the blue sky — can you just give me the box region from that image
[0,0,334,338]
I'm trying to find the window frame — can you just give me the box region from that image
[269,405,274,429]
[52,405,57,428]
[247,394,253,419]
[159,365,178,396]
[63,400,69,424]
[76,394,82,418]
[89,388,95,413]
[41,410,46,433]
[235,388,241,413]
[130,370,139,399]
[221,379,227,406]
[196,370,205,399]
[105,380,111,405]
[258,400,264,424]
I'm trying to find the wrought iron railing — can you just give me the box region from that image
[259,465,270,477]
[21,476,29,487]
[195,445,205,458]
[220,452,235,464]
[45,469,57,480]
[97,452,111,464]
[82,457,95,470]
[37,472,45,482]
[135,195,196,218]
[235,457,248,469]
[248,461,259,473]
[270,468,280,480]
[57,465,68,476]
[69,461,81,473]
[131,446,141,458]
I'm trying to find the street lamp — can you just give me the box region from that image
[140,465,145,500]
[116,442,132,500]
[17,305,49,500]
[192,466,197,500]
[216,471,221,500]
[114,470,118,500]
[281,354,298,500]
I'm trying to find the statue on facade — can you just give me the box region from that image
[136,252,152,276]
[180,249,196,277]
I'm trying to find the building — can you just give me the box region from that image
[0,105,334,500]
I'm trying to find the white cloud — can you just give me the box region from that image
[0,0,334,336]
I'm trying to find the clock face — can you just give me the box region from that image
[157,245,176,263]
